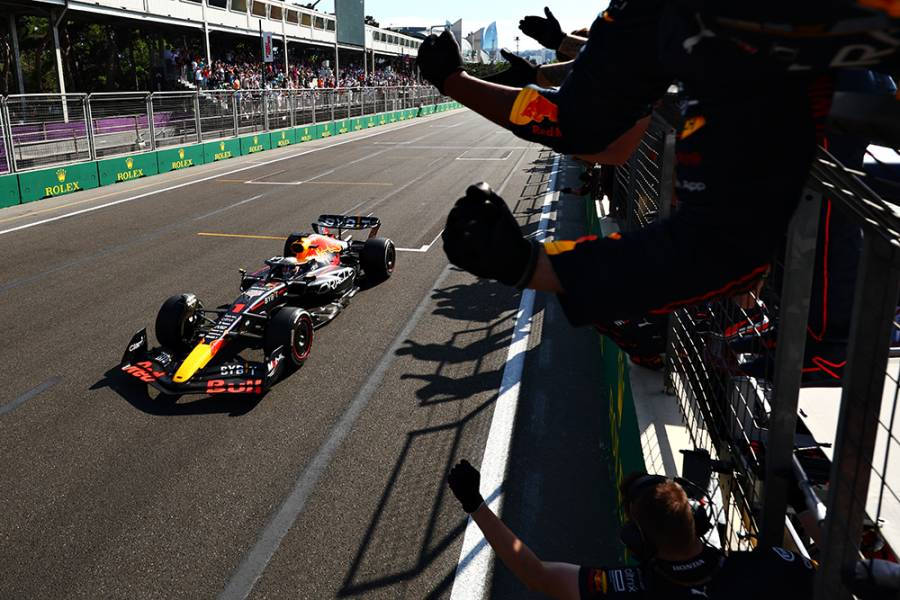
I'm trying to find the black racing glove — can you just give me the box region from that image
[519,7,565,51]
[481,49,537,87]
[416,30,464,93]
[443,182,539,289]
[448,460,485,513]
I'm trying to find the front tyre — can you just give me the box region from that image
[265,308,314,367]
[360,237,396,283]
[155,293,203,353]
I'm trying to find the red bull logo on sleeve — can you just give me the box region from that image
[509,87,559,126]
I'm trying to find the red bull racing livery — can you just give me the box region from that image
[120,215,396,396]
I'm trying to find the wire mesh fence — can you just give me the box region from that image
[88,93,153,158]
[5,94,91,171]
[0,86,444,173]
[610,96,900,597]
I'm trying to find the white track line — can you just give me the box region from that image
[396,228,444,253]
[0,112,459,238]
[449,153,560,600]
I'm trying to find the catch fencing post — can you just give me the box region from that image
[232,91,239,136]
[815,232,900,599]
[758,189,822,548]
[289,90,296,128]
[330,89,335,123]
[1,97,16,173]
[84,95,97,161]
[194,90,202,142]
[312,91,317,125]
[263,90,270,131]
[146,93,156,150]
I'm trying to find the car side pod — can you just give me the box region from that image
[122,328,149,366]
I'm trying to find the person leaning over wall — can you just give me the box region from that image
[446,460,815,599]
[418,3,900,334]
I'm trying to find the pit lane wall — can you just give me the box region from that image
[0,102,462,207]
[586,198,646,561]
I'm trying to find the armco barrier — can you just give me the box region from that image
[98,152,159,186]
[204,139,241,163]
[18,162,100,203]
[0,174,19,208]
[0,106,466,207]
[157,145,205,174]
[240,133,271,155]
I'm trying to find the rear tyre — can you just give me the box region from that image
[360,237,395,283]
[265,308,314,367]
[155,293,203,353]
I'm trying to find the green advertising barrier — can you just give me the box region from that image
[388,111,398,124]
[240,132,271,155]
[157,144,205,174]
[397,110,408,122]
[271,128,295,148]
[0,173,19,207]
[365,115,376,128]
[377,113,388,127]
[317,122,334,139]
[296,125,316,143]
[334,119,350,135]
[18,162,100,203]
[407,108,418,120]
[98,152,159,187]
[204,138,241,163]
[351,118,364,132]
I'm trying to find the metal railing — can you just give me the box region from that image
[0,86,446,174]
[608,97,900,597]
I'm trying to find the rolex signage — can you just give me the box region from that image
[275,129,294,147]
[99,152,158,186]
[240,133,271,155]
[204,139,239,163]
[18,161,99,203]
[156,145,204,173]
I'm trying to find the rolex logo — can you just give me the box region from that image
[253,136,259,144]
[220,141,226,151]
[125,157,134,169]
[56,169,66,182]
[281,131,286,139]
[178,148,185,160]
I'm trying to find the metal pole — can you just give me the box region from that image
[146,93,156,150]
[263,90,270,131]
[330,89,335,122]
[334,42,340,86]
[312,90,317,124]
[8,15,25,95]
[194,90,202,142]
[815,234,900,599]
[202,0,211,65]
[289,89,295,128]
[84,95,96,160]
[1,98,17,173]
[232,91,239,136]
[758,190,822,548]
[51,10,69,123]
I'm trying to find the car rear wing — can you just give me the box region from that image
[312,214,381,239]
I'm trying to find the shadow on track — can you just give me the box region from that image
[91,367,264,417]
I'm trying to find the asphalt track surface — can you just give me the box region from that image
[0,110,618,599]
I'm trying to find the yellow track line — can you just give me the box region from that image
[197,232,286,240]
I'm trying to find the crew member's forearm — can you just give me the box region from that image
[574,116,651,166]
[527,246,564,292]
[471,503,547,591]
[443,71,520,129]
[536,61,574,87]
[557,35,588,60]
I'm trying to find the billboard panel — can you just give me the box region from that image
[336,0,365,47]
[262,32,274,62]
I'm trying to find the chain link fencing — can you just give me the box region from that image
[604,94,900,597]
[0,86,443,174]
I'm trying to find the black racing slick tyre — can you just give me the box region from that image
[155,293,203,353]
[360,237,396,283]
[265,308,314,367]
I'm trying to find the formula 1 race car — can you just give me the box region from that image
[120,215,395,396]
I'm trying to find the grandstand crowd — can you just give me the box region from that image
[171,48,416,91]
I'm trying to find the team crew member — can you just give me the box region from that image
[424,3,899,326]
[446,460,816,599]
